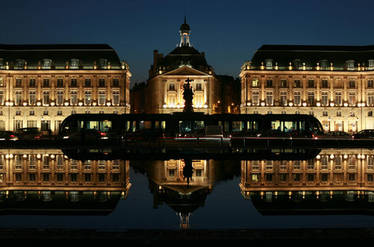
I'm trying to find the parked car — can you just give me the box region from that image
[352,129,374,139]
[15,127,42,140]
[318,131,352,139]
[0,131,18,141]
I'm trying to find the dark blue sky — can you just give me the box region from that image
[1,0,374,86]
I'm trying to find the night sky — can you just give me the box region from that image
[2,0,374,86]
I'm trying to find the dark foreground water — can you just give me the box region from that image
[1,147,374,231]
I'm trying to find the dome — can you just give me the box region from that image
[179,17,190,32]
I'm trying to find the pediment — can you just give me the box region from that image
[163,65,209,76]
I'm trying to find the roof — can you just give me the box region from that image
[0,44,122,69]
[250,44,374,70]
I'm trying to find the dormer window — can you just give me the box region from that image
[70,59,79,69]
[346,60,355,70]
[0,58,3,68]
[42,59,52,69]
[15,59,26,69]
[320,60,329,70]
[99,58,108,69]
[368,60,374,70]
[265,59,273,70]
[293,59,302,70]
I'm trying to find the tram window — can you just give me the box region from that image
[139,121,152,130]
[232,121,244,132]
[101,120,112,132]
[272,120,297,132]
[247,121,259,131]
[178,121,204,134]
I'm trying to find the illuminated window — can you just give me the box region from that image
[0,91,3,105]
[57,91,64,105]
[29,91,36,105]
[70,91,78,105]
[252,91,259,105]
[15,91,22,105]
[251,79,259,87]
[98,91,106,105]
[70,59,79,69]
[280,91,287,106]
[266,92,273,106]
[294,91,301,106]
[43,91,50,105]
[335,92,342,106]
[84,91,91,105]
[42,59,52,69]
[348,92,356,106]
[113,91,120,105]
[321,92,328,106]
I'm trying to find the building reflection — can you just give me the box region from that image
[240,149,374,215]
[0,149,131,215]
[133,159,239,229]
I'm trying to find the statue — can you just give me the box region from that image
[183,78,194,113]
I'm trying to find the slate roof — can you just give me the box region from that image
[250,44,374,70]
[0,44,122,69]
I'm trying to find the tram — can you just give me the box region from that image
[58,113,324,143]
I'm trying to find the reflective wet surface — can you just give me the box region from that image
[1,147,374,230]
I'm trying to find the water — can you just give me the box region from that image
[1,147,374,230]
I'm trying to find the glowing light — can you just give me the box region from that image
[288,102,293,107]
[316,102,321,107]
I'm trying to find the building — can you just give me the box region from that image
[240,45,374,133]
[240,149,374,214]
[0,44,131,133]
[145,18,219,114]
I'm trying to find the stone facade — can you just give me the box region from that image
[240,45,374,133]
[0,44,131,133]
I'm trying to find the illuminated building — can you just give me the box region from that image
[0,149,131,214]
[240,149,374,214]
[0,44,131,133]
[240,45,374,132]
[145,18,219,114]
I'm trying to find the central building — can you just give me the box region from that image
[145,18,219,114]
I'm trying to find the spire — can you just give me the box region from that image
[179,17,191,47]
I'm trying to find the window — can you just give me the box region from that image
[335,92,342,106]
[0,91,3,105]
[349,80,356,88]
[29,91,36,105]
[27,120,37,128]
[321,80,329,88]
[15,91,22,105]
[42,59,52,69]
[368,92,374,106]
[266,92,273,106]
[346,60,355,70]
[29,79,36,87]
[196,83,202,91]
[368,80,374,88]
[113,91,120,105]
[252,91,259,106]
[70,91,78,105]
[294,91,301,106]
[321,92,329,106]
[57,110,63,116]
[43,79,49,87]
[84,79,91,87]
[57,91,64,105]
[280,80,287,88]
[84,91,91,105]
[43,91,50,105]
[348,92,356,106]
[337,111,341,117]
[112,79,119,87]
[41,120,50,131]
[99,79,105,87]
[266,80,273,87]
[57,79,63,87]
[70,59,79,69]
[29,111,34,116]
[71,79,77,87]
[251,79,259,87]
[168,84,175,91]
[294,80,301,88]
[98,91,106,105]
[15,79,22,87]
[308,80,314,88]
[307,92,315,105]
[15,111,21,116]
[280,92,287,106]
[323,111,328,117]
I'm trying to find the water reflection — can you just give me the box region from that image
[240,149,374,215]
[2,147,374,229]
[0,149,131,215]
[131,159,240,229]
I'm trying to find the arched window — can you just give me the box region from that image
[42,58,52,69]
[15,59,26,69]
